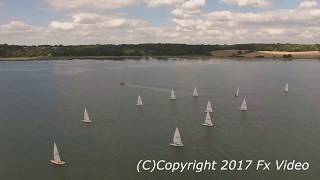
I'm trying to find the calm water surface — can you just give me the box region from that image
[0,59,319,180]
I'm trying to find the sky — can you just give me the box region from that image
[0,0,319,45]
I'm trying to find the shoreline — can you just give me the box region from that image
[211,50,320,59]
[0,55,214,61]
[0,53,319,61]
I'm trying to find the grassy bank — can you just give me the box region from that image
[211,50,320,59]
[1,51,320,61]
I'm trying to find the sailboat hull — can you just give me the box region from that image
[202,123,213,127]
[169,143,184,147]
[50,160,66,165]
[136,104,143,106]
[204,110,213,113]
[82,120,92,123]
[239,108,248,111]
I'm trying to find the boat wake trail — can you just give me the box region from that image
[126,83,172,93]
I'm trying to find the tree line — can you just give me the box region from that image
[0,43,319,58]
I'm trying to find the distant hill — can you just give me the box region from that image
[0,43,319,58]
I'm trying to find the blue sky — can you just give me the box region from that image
[0,0,319,45]
[0,0,303,25]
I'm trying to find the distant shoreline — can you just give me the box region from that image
[1,43,319,61]
[0,51,319,61]
[0,55,213,61]
[211,50,320,59]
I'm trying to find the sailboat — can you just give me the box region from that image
[136,95,143,106]
[169,89,176,100]
[284,83,289,93]
[204,100,213,113]
[169,127,184,147]
[235,87,239,97]
[50,141,66,165]
[193,87,199,97]
[202,112,213,127]
[82,108,92,123]
[239,98,248,111]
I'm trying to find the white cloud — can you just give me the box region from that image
[207,8,320,27]
[221,0,272,8]
[0,21,44,44]
[144,0,184,7]
[299,0,318,8]
[47,0,207,13]
[182,0,206,10]
[0,21,42,35]
[1,0,320,44]
[170,6,320,43]
[43,13,150,44]
[47,0,189,10]
[73,13,103,24]
[170,0,206,20]
[48,14,147,33]
[171,8,191,18]
[263,28,286,35]
[48,0,138,10]
[49,21,76,30]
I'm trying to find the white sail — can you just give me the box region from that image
[202,112,213,127]
[169,89,176,100]
[136,95,143,106]
[235,87,239,97]
[193,87,199,97]
[284,83,289,93]
[170,127,183,147]
[240,98,248,111]
[82,108,92,123]
[53,142,61,162]
[50,141,65,165]
[204,100,213,112]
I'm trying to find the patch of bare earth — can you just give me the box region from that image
[211,50,320,59]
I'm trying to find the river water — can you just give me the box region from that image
[0,59,319,180]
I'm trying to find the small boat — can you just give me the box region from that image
[239,98,248,111]
[136,95,143,106]
[82,108,92,123]
[235,87,239,97]
[169,127,184,147]
[193,87,199,97]
[120,82,125,86]
[284,83,288,93]
[204,100,213,113]
[50,142,66,165]
[202,112,213,127]
[169,89,176,100]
